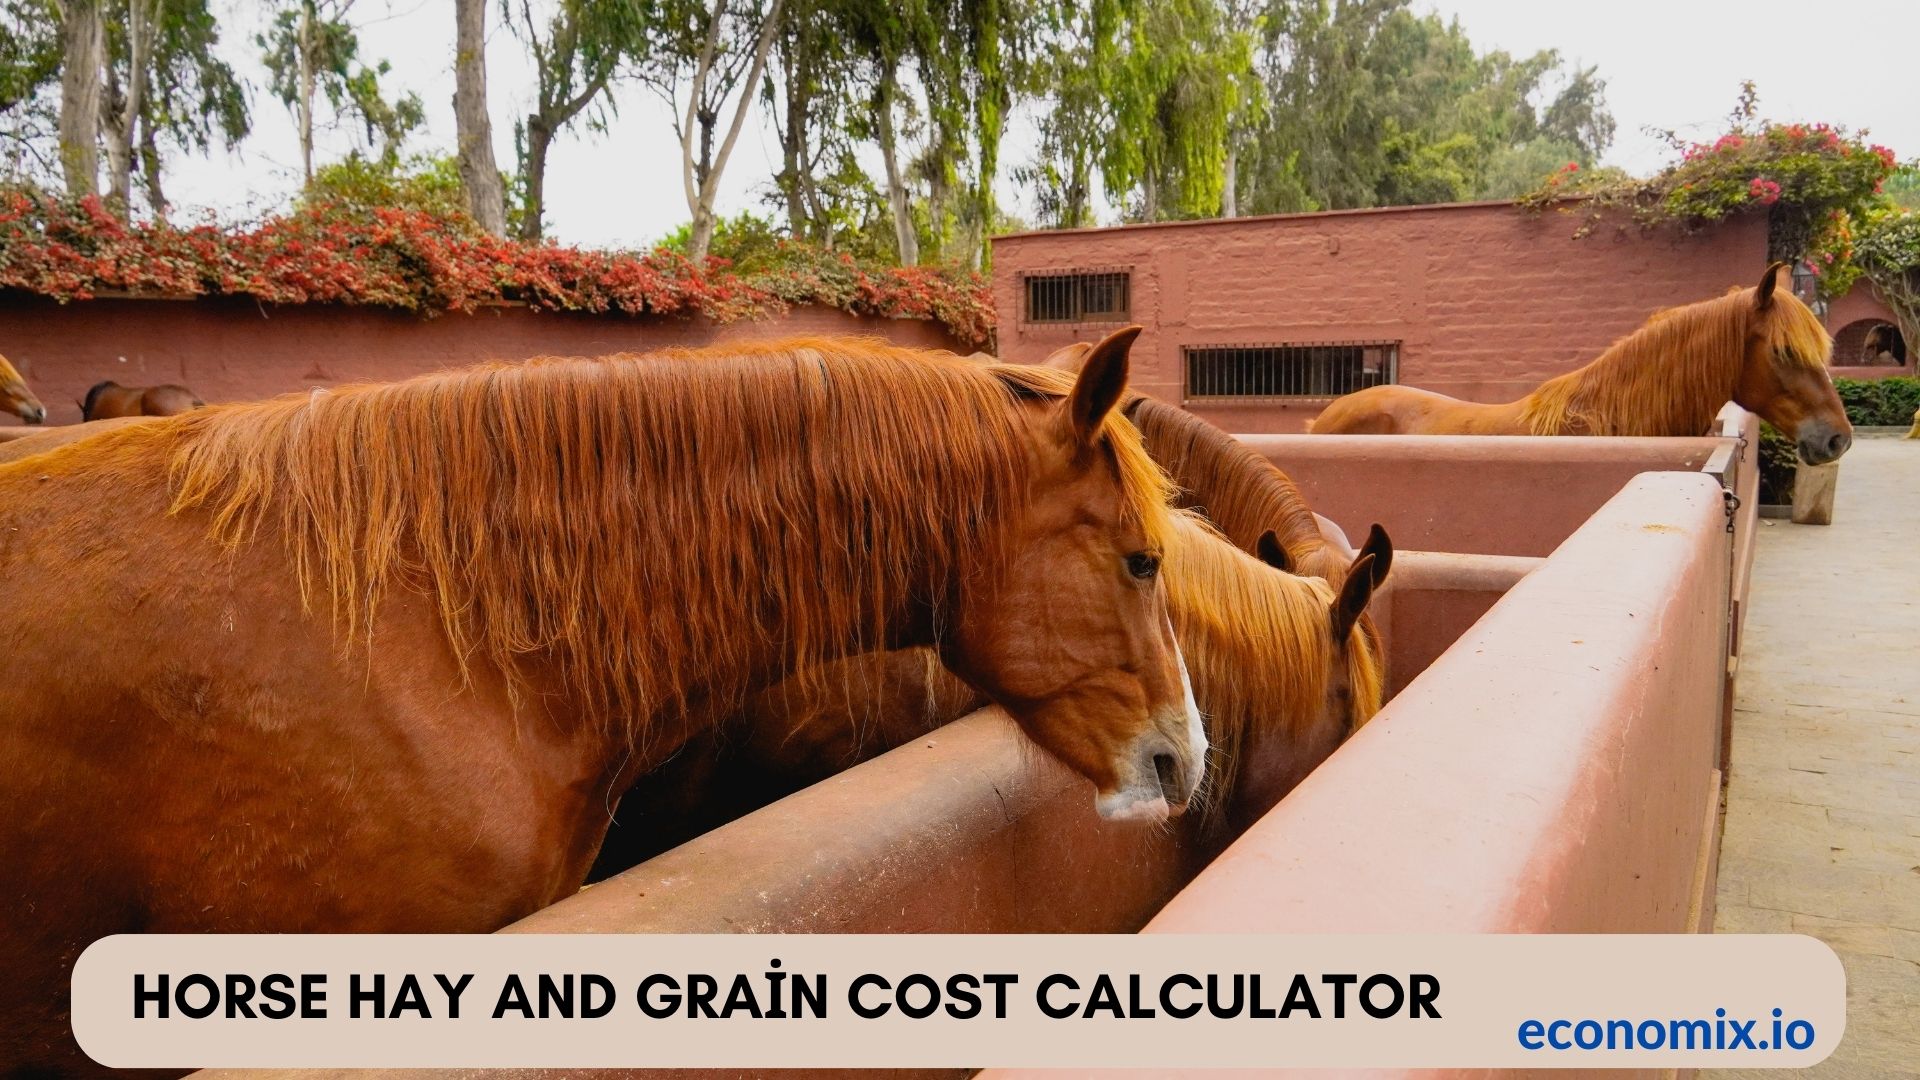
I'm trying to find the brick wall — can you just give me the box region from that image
[990,201,1904,432]
[0,295,967,427]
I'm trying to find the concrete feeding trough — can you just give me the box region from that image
[194,411,1760,1080]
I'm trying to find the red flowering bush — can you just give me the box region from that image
[1519,110,1896,276]
[0,185,995,347]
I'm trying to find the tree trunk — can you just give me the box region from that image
[453,0,507,235]
[680,0,783,264]
[297,1,315,185]
[106,0,154,219]
[875,73,917,265]
[139,113,168,220]
[57,0,105,198]
[518,114,552,241]
[1222,143,1238,218]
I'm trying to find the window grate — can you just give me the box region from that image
[1184,341,1400,401]
[1023,269,1131,324]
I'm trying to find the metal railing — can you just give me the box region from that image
[1184,341,1400,401]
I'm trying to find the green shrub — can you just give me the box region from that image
[1757,422,1798,505]
[1832,376,1920,426]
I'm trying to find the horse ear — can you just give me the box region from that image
[1039,341,1093,372]
[1331,553,1379,641]
[1255,529,1291,573]
[1359,523,1393,587]
[1064,325,1140,447]
[1755,261,1790,310]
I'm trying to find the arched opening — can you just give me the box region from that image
[1832,319,1908,367]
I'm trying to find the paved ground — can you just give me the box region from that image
[1707,434,1920,1080]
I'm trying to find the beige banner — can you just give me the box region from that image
[71,933,1843,1070]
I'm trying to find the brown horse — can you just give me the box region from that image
[0,330,1203,1074]
[1309,263,1854,464]
[596,510,1391,874]
[80,379,204,420]
[0,353,46,424]
[1035,344,1354,582]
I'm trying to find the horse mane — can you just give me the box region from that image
[989,364,1337,578]
[1520,283,1831,437]
[158,337,1176,741]
[1162,511,1383,825]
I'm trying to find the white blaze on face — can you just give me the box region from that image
[1092,617,1208,824]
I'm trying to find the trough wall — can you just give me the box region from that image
[0,295,967,427]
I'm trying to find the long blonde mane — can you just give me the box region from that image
[157,337,1175,740]
[1162,512,1384,822]
[1519,283,1831,436]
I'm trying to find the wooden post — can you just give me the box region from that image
[1790,460,1839,525]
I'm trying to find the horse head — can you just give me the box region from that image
[1736,263,1853,464]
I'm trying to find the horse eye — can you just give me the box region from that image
[1126,552,1160,580]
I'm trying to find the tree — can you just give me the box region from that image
[131,0,251,217]
[1,1,63,177]
[101,0,157,215]
[56,0,104,197]
[638,0,784,262]
[452,0,505,234]
[506,0,646,241]
[259,0,423,185]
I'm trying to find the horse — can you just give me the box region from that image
[0,329,1203,1075]
[0,417,159,464]
[594,510,1391,875]
[1862,323,1907,366]
[0,353,46,424]
[1034,343,1354,582]
[80,379,204,420]
[1308,263,1855,465]
[587,351,1387,876]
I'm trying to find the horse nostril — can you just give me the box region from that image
[1827,431,1850,458]
[1152,751,1182,803]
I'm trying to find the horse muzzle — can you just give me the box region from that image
[14,401,45,424]
[1797,425,1851,466]
[1094,720,1206,824]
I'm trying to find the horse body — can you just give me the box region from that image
[1310,264,1854,464]
[2,332,1196,1074]
[0,353,46,424]
[81,380,204,420]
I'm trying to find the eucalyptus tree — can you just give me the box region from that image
[453,0,505,233]
[258,0,423,184]
[637,0,783,261]
[507,0,649,240]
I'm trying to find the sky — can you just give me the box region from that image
[158,0,1920,250]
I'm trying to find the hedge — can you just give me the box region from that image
[1833,376,1920,427]
[0,186,995,348]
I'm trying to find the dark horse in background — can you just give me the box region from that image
[81,379,204,420]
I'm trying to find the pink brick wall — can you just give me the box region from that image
[0,295,967,427]
[991,202,1809,432]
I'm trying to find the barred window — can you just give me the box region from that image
[1024,269,1131,323]
[1184,341,1400,401]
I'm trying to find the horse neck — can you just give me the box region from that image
[167,350,1034,756]
[1131,398,1328,564]
[1525,299,1750,437]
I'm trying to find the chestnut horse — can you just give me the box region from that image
[1035,343,1354,582]
[1309,263,1854,464]
[0,353,46,424]
[0,330,1200,1074]
[81,379,204,420]
[597,511,1391,874]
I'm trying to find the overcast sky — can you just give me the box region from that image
[159,0,1919,249]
